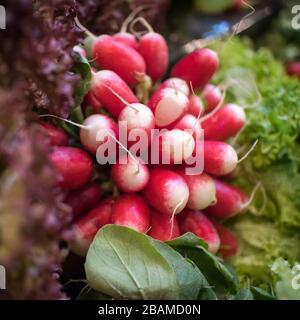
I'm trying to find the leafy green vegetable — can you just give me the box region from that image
[77,285,111,300]
[212,38,300,289]
[85,225,179,300]
[271,258,300,300]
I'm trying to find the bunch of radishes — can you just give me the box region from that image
[39,18,249,260]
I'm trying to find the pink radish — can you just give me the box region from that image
[158,129,195,164]
[211,220,239,258]
[148,88,189,128]
[70,198,114,256]
[201,103,246,141]
[113,33,138,49]
[172,114,202,140]
[92,35,146,86]
[118,103,155,146]
[111,194,150,233]
[143,168,189,215]
[111,156,150,193]
[80,114,118,154]
[286,61,300,79]
[148,209,180,241]
[64,182,103,219]
[187,95,205,118]
[50,146,93,190]
[175,168,216,210]
[158,77,190,96]
[204,141,238,176]
[138,32,168,82]
[90,70,138,118]
[83,90,102,113]
[178,209,220,253]
[38,121,68,146]
[202,84,222,113]
[204,179,249,219]
[171,48,219,90]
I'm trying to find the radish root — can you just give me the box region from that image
[74,16,97,40]
[238,139,258,163]
[130,17,154,36]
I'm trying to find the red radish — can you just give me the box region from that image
[143,168,189,215]
[111,156,150,193]
[50,146,93,190]
[73,45,87,57]
[148,209,180,241]
[83,91,102,113]
[286,61,300,79]
[64,182,103,219]
[172,114,202,140]
[158,77,190,96]
[158,129,195,164]
[204,179,248,219]
[113,33,138,49]
[92,35,146,86]
[178,209,220,253]
[118,103,155,145]
[148,88,189,128]
[175,168,216,210]
[70,198,114,256]
[138,32,168,82]
[201,103,246,141]
[38,121,68,146]
[202,84,222,113]
[187,95,205,118]
[204,141,238,176]
[111,194,150,233]
[91,70,138,118]
[211,220,239,258]
[80,114,118,154]
[171,48,219,90]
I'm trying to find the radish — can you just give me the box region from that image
[203,141,238,176]
[204,179,249,219]
[211,220,239,258]
[178,209,220,253]
[38,121,68,146]
[158,129,195,164]
[113,33,138,49]
[148,88,189,128]
[118,103,155,146]
[111,194,150,233]
[202,84,222,113]
[80,114,118,154]
[64,182,103,219]
[172,114,202,141]
[201,103,246,141]
[286,61,300,79]
[73,45,87,57]
[158,77,190,96]
[171,48,219,90]
[90,70,138,118]
[187,95,205,118]
[70,198,114,256]
[143,168,189,215]
[83,90,102,113]
[50,146,93,190]
[111,156,150,193]
[175,168,216,210]
[138,31,168,82]
[148,209,180,241]
[92,35,146,86]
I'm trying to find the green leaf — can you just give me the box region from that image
[250,287,276,300]
[151,239,203,300]
[77,285,111,300]
[168,233,238,296]
[233,288,254,300]
[71,50,92,107]
[85,225,180,300]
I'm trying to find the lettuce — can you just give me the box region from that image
[213,38,300,289]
